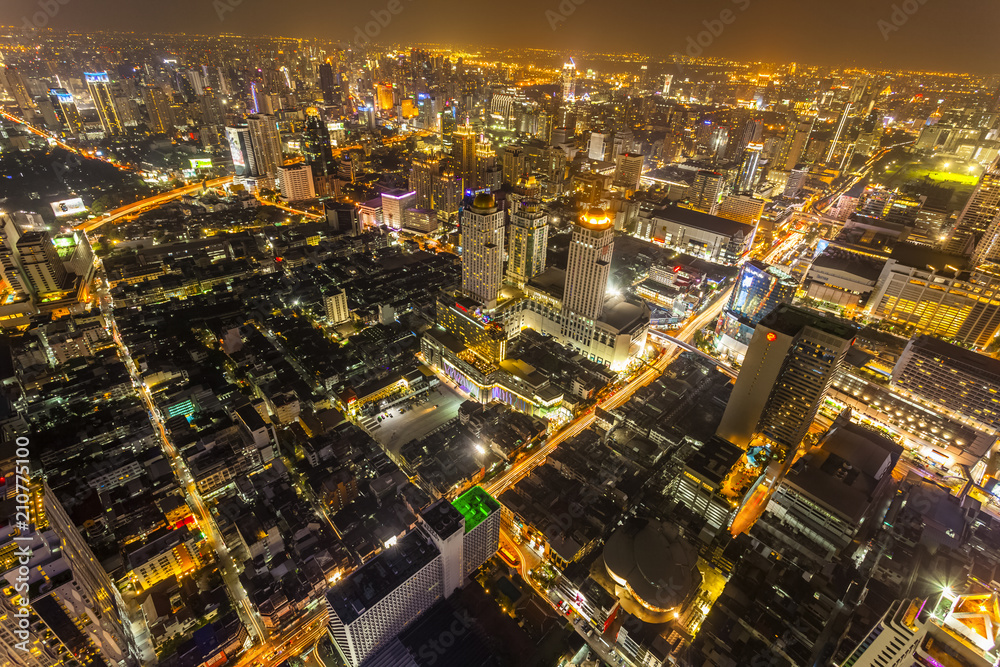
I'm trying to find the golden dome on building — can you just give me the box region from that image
[472,192,496,209]
[581,206,612,229]
[305,106,321,117]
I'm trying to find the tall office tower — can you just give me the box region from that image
[85,72,123,136]
[783,168,808,198]
[325,289,350,324]
[461,192,505,308]
[825,102,853,163]
[225,125,257,177]
[953,159,1000,251]
[199,88,226,127]
[854,110,882,157]
[278,163,316,200]
[439,107,456,148]
[778,115,814,170]
[613,152,644,190]
[140,85,171,134]
[319,62,337,104]
[501,145,526,186]
[506,199,549,288]
[47,88,82,133]
[1,66,35,118]
[561,60,576,102]
[0,527,139,667]
[564,207,614,331]
[716,304,856,449]
[302,106,334,176]
[452,122,477,190]
[716,260,797,362]
[381,188,416,229]
[247,113,283,178]
[409,154,441,209]
[17,231,67,296]
[734,143,763,194]
[690,170,726,215]
[841,592,999,667]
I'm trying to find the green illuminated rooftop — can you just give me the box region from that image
[452,486,500,533]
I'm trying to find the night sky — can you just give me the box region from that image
[2,0,999,73]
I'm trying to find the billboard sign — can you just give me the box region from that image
[50,198,87,217]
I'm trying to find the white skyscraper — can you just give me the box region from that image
[563,208,614,341]
[461,192,505,308]
[277,163,315,201]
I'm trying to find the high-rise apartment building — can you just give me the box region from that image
[246,113,283,179]
[717,304,856,449]
[327,489,499,667]
[409,154,441,209]
[85,72,123,137]
[325,289,350,324]
[278,163,315,201]
[1,66,36,118]
[47,88,83,134]
[17,231,67,296]
[690,170,726,215]
[506,199,548,288]
[778,115,814,170]
[717,194,766,226]
[141,85,171,135]
[461,192,505,308]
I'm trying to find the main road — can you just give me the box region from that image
[75,176,234,233]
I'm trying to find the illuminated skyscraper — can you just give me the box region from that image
[452,122,477,190]
[225,125,256,177]
[302,107,334,177]
[506,199,548,289]
[778,115,814,170]
[85,72,123,137]
[735,143,763,195]
[409,154,441,209]
[246,113,283,179]
[47,88,82,134]
[717,304,855,449]
[561,60,576,102]
[563,208,614,338]
[954,159,1000,254]
[461,192,505,308]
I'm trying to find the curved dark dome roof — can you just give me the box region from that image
[472,192,495,209]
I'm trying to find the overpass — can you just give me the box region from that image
[646,329,738,379]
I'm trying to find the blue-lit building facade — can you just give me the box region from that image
[716,260,797,363]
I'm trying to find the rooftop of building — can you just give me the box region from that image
[888,242,970,273]
[326,528,439,626]
[451,486,500,534]
[419,498,465,540]
[685,437,744,486]
[654,203,754,237]
[762,303,858,341]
